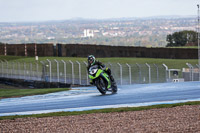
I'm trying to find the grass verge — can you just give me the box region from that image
[0,56,198,70]
[0,86,70,99]
[0,101,199,120]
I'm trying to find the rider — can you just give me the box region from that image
[87,55,116,86]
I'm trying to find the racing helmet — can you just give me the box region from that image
[88,55,95,65]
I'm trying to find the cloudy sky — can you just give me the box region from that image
[0,0,199,22]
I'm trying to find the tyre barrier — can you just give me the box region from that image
[0,78,71,89]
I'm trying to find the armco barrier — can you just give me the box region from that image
[0,77,71,88]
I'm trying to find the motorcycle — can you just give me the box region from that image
[88,65,117,95]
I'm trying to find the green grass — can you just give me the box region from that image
[100,57,197,69]
[0,56,86,62]
[0,56,197,70]
[0,55,27,61]
[0,101,199,120]
[0,86,70,99]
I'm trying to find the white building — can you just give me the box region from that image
[83,29,94,38]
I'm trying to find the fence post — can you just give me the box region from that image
[13,61,16,79]
[108,63,112,70]
[0,60,3,77]
[136,63,142,83]
[36,62,39,80]
[54,59,60,83]
[186,63,193,81]
[1,60,4,78]
[126,63,131,85]
[76,61,81,85]
[61,60,67,84]
[154,64,159,82]
[24,62,26,79]
[83,61,89,85]
[11,62,14,79]
[40,61,45,81]
[47,59,52,82]
[30,63,32,80]
[10,62,12,78]
[196,64,200,81]
[163,64,168,82]
[146,63,151,83]
[117,63,122,85]
[69,60,74,85]
[17,62,20,79]
[190,64,194,81]
[4,60,9,78]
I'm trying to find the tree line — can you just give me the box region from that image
[166,30,198,47]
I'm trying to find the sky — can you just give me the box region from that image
[0,0,199,22]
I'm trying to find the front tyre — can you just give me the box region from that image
[96,77,107,95]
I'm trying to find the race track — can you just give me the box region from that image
[1,81,200,116]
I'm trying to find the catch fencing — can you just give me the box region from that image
[183,63,200,82]
[0,59,198,85]
[0,59,168,85]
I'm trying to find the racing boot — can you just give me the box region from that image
[109,75,116,87]
[109,74,117,93]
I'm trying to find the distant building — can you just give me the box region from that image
[47,37,55,40]
[83,29,94,38]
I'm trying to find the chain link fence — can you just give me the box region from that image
[0,59,199,85]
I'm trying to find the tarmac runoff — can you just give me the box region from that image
[1,82,200,116]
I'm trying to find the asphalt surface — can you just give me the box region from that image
[1,81,200,116]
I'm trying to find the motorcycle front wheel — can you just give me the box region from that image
[96,77,107,95]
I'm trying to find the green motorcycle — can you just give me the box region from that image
[88,65,117,95]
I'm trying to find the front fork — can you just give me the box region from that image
[100,73,111,89]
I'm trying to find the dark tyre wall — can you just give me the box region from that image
[0,43,198,59]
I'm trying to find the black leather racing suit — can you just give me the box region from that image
[87,60,114,84]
